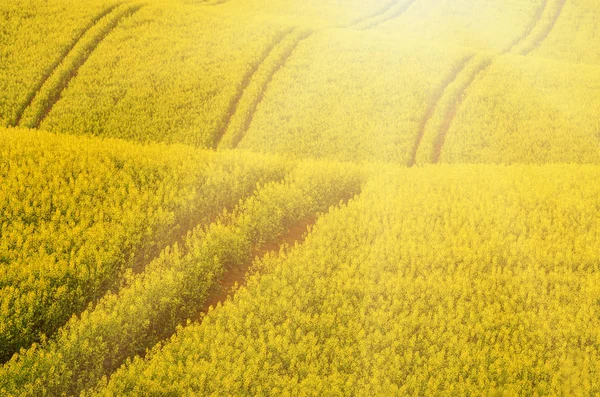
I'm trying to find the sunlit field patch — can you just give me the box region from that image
[1,0,599,395]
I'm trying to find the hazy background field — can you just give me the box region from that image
[1,0,599,395]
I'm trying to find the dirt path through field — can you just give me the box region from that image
[10,4,121,127]
[212,29,295,148]
[408,54,473,166]
[230,31,313,149]
[199,216,317,316]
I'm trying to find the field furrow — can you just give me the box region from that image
[37,5,291,147]
[237,31,473,164]
[17,3,144,129]
[8,3,122,128]
[439,55,600,163]
[0,128,292,363]
[96,165,600,396]
[352,0,418,30]
[212,28,296,148]
[198,216,318,317]
[2,0,600,394]
[432,57,494,163]
[408,54,474,167]
[414,0,569,164]
[412,54,493,164]
[519,0,567,55]
[218,29,312,149]
[0,161,364,397]
[505,0,549,53]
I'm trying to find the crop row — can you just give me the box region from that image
[17,2,145,129]
[95,165,600,395]
[37,3,292,147]
[0,158,365,396]
[0,0,120,126]
[0,127,292,361]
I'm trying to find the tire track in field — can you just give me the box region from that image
[432,57,493,163]
[416,0,565,164]
[520,0,567,55]
[17,3,144,129]
[351,0,418,30]
[343,0,398,28]
[214,29,312,149]
[10,3,121,127]
[211,29,295,148]
[410,54,494,166]
[230,31,312,149]
[199,216,317,316]
[198,182,362,318]
[407,54,474,167]
[505,0,549,53]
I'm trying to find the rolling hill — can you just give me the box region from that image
[1,0,599,395]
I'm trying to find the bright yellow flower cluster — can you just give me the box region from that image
[0,0,119,126]
[0,128,290,361]
[1,0,600,395]
[38,3,292,148]
[0,160,364,396]
[237,30,471,164]
[96,165,600,395]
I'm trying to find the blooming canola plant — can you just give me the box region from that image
[1,0,600,395]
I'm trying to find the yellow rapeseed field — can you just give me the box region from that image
[94,166,600,395]
[1,0,599,395]
[237,30,472,164]
[38,3,292,147]
[0,0,120,126]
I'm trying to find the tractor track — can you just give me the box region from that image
[432,58,493,163]
[407,54,474,167]
[414,0,566,163]
[10,3,122,127]
[211,29,296,148]
[199,216,317,316]
[215,29,312,149]
[229,31,312,149]
[521,0,567,55]
[505,0,550,53]
[17,3,144,129]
